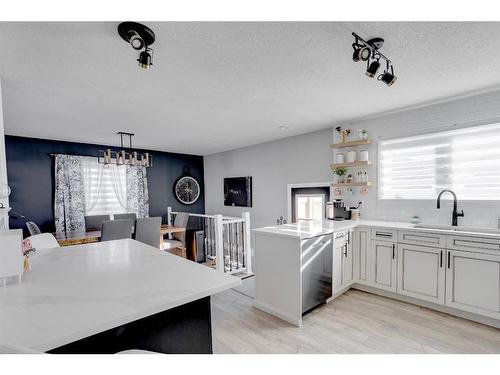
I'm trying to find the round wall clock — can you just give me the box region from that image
[174,176,201,205]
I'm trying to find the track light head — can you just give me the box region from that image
[365,58,381,78]
[138,48,153,69]
[352,44,371,62]
[378,65,397,86]
[128,30,145,50]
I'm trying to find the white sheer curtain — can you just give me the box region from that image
[108,164,127,209]
[81,157,104,212]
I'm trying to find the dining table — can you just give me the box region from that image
[54,224,186,249]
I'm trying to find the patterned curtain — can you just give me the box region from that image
[126,165,149,218]
[54,155,86,234]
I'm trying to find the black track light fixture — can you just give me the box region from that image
[352,32,396,86]
[118,22,156,70]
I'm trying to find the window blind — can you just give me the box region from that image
[378,122,500,200]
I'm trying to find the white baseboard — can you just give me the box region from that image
[352,283,500,329]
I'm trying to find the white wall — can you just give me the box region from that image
[0,79,8,208]
[204,128,333,229]
[204,89,500,230]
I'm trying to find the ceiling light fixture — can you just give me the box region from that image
[118,22,156,69]
[352,32,396,86]
[98,132,152,168]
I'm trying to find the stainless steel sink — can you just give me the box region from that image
[414,223,500,234]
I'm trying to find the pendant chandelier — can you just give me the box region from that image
[98,132,152,168]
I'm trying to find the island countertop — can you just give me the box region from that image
[0,239,240,352]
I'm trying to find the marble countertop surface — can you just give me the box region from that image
[253,219,500,240]
[0,239,240,352]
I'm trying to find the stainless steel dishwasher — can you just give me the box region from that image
[301,233,333,314]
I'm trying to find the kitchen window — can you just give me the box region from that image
[378,122,500,200]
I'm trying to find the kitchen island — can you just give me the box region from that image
[0,239,240,354]
[253,220,500,328]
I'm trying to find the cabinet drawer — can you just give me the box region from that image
[447,235,500,255]
[371,228,398,242]
[398,230,446,248]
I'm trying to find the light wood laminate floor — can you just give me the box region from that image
[212,289,500,354]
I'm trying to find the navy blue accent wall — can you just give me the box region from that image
[5,135,205,234]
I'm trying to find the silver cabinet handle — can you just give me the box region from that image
[376,231,393,238]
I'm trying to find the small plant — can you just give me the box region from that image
[334,167,347,176]
[358,129,369,140]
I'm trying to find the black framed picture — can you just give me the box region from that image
[224,177,252,207]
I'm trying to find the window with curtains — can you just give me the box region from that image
[81,157,128,215]
[378,122,500,200]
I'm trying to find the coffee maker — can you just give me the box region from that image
[326,199,350,220]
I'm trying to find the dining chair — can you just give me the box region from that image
[100,219,134,241]
[26,233,60,250]
[113,213,137,221]
[85,214,111,231]
[163,212,189,255]
[135,217,162,248]
[26,221,42,236]
[114,213,137,233]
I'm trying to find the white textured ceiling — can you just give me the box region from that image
[1,22,500,155]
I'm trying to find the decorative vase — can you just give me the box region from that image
[358,130,368,141]
[342,131,347,143]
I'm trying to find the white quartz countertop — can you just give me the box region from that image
[0,239,240,352]
[253,219,500,240]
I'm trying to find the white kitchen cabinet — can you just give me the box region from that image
[397,243,445,304]
[354,227,371,285]
[371,240,397,292]
[332,230,354,296]
[445,250,500,320]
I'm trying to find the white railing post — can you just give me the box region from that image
[167,206,172,226]
[242,211,252,274]
[214,214,224,272]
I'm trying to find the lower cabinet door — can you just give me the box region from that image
[371,240,397,292]
[445,250,500,319]
[397,244,445,304]
[354,228,372,285]
[332,242,344,294]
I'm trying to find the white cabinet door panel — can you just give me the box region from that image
[354,228,371,285]
[397,244,445,304]
[372,240,397,292]
[446,250,500,319]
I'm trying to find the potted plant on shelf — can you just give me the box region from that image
[334,166,348,184]
[358,129,369,141]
